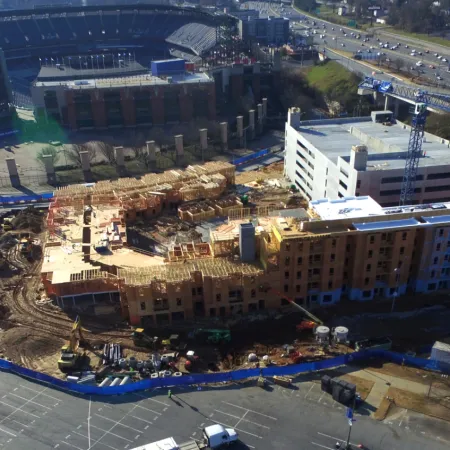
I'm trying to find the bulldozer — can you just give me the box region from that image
[58,316,88,372]
[131,328,159,348]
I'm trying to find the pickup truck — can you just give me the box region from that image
[129,424,238,450]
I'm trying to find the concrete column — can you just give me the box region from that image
[237,116,244,147]
[42,154,56,185]
[199,128,208,151]
[220,122,228,151]
[115,146,126,176]
[262,98,268,118]
[6,158,20,188]
[394,98,400,118]
[249,109,255,140]
[257,103,263,134]
[79,151,92,182]
[175,135,184,166]
[384,94,390,111]
[146,140,157,169]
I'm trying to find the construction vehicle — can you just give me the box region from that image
[58,316,87,372]
[190,328,231,345]
[259,283,324,331]
[2,217,13,232]
[130,328,159,348]
[128,424,238,450]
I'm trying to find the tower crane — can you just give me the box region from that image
[259,283,324,331]
[357,77,435,205]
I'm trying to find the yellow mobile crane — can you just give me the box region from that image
[58,316,88,371]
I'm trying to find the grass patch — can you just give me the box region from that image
[382,28,450,48]
[304,60,359,93]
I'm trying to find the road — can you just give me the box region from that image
[0,370,449,449]
[242,1,450,89]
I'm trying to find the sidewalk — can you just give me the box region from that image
[336,366,429,415]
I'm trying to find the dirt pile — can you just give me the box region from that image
[12,206,44,233]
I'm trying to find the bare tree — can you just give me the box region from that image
[65,143,97,168]
[131,145,152,170]
[394,58,404,73]
[95,141,116,165]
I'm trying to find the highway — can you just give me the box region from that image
[241,1,450,89]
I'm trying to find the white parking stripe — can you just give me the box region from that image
[305,383,315,399]
[61,441,84,450]
[312,442,334,450]
[317,432,355,446]
[134,404,162,415]
[0,426,16,437]
[210,420,262,439]
[18,385,61,402]
[214,410,270,429]
[94,414,144,433]
[129,415,153,425]
[0,400,40,418]
[85,423,133,442]
[71,430,120,450]
[9,393,52,410]
[133,393,169,407]
[221,402,277,420]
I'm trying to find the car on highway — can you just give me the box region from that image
[405,44,409,48]
[436,75,443,80]
[416,61,424,67]
[341,43,345,47]
[434,53,439,57]
[425,50,429,53]
[429,64,436,69]
[443,58,448,62]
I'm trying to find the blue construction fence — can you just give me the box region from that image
[233,149,269,166]
[0,349,449,396]
[0,192,53,205]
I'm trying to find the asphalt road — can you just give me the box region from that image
[243,1,450,89]
[0,369,449,449]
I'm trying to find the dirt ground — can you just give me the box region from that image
[375,386,450,422]
[235,161,284,184]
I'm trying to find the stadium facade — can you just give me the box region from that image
[0,48,14,134]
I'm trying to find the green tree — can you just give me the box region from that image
[36,145,60,166]
[425,113,450,140]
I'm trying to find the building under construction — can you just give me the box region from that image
[41,161,450,325]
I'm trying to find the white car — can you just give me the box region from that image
[416,61,423,67]
[341,43,345,47]
[438,55,442,59]
[437,75,443,80]
[434,53,439,57]
[410,52,416,56]
[443,58,448,62]
[405,44,409,48]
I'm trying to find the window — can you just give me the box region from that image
[345,258,349,265]
[330,253,336,262]
[331,239,336,248]
[176,298,182,306]
[340,168,349,178]
[427,172,450,180]
[381,233,387,241]
[362,290,372,298]
[216,293,221,302]
[298,243,303,251]
[431,270,435,278]
[296,285,301,293]
[368,250,373,258]
[313,268,320,275]
[285,243,291,251]
[369,235,375,244]
[339,180,348,190]
[140,302,146,311]
[329,268,334,276]
[297,271,302,279]
[323,294,333,303]
[328,281,333,289]
[402,232,407,241]
[197,287,203,295]
[314,254,321,262]
[356,180,361,189]
[439,229,444,237]
[346,244,350,252]
[297,256,303,265]
[284,285,289,293]
[192,288,196,296]
[285,271,290,279]
[400,246,405,255]
[437,243,441,251]
[251,289,256,298]
[433,257,438,265]
[424,185,450,193]
[285,257,290,266]
[366,264,371,272]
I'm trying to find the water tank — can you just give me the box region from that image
[334,326,349,343]
[315,326,330,341]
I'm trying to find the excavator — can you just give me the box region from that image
[58,316,88,372]
[259,283,324,332]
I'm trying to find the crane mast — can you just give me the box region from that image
[399,101,428,206]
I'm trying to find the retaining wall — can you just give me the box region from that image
[0,349,448,396]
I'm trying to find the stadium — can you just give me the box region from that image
[0,3,240,122]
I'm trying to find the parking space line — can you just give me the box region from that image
[312,442,333,450]
[18,385,61,403]
[305,383,315,399]
[94,414,144,434]
[61,441,84,450]
[221,402,277,420]
[72,430,120,450]
[210,420,262,439]
[134,404,162,415]
[214,410,270,429]
[0,400,40,418]
[133,393,169,407]
[317,432,356,446]
[88,396,92,449]
[0,426,16,437]
[10,419,28,428]
[9,393,52,410]
[129,415,152,425]
[86,423,134,442]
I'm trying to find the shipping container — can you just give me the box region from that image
[151,59,185,77]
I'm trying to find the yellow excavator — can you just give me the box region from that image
[58,316,88,372]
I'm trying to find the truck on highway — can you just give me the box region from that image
[129,424,238,450]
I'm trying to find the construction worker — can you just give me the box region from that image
[168,389,172,399]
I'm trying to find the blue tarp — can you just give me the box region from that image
[0,193,53,204]
[233,149,269,166]
[0,349,448,396]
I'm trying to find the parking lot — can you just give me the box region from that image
[0,370,448,450]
